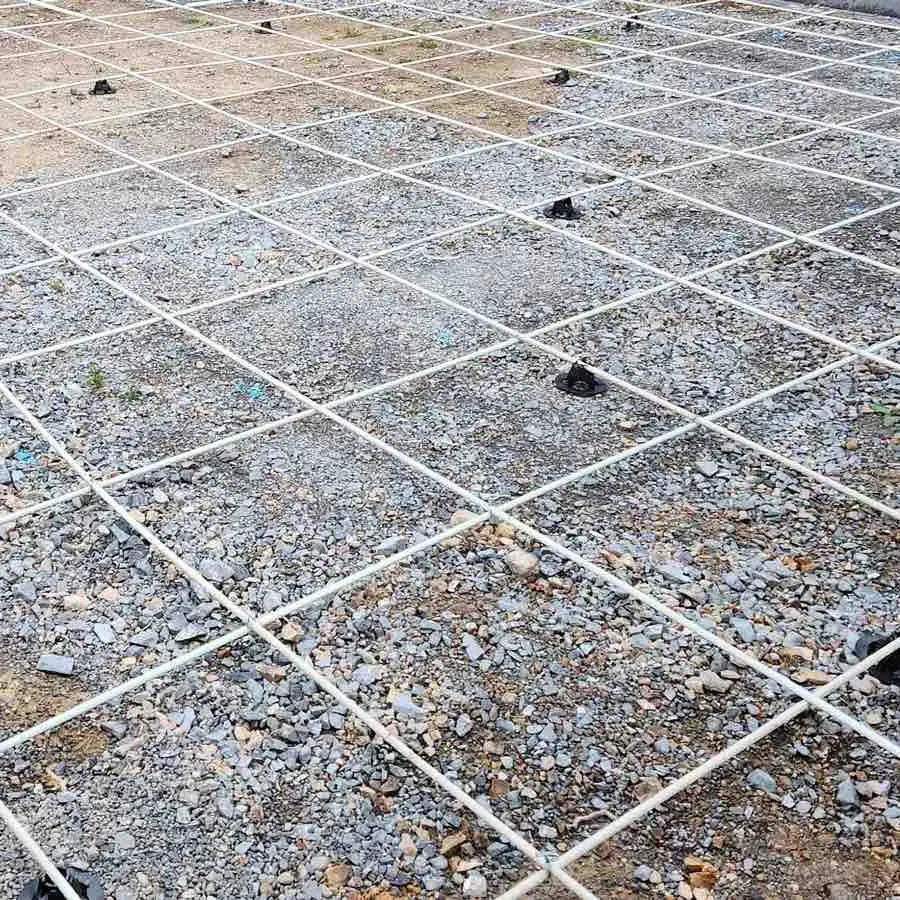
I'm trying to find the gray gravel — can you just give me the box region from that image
[517,430,898,684]
[267,174,494,256]
[293,527,792,856]
[649,156,892,233]
[0,406,82,512]
[344,343,685,501]
[110,417,462,615]
[293,108,498,170]
[185,265,506,403]
[0,498,238,739]
[88,212,339,311]
[542,285,841,414]
[0,168,226,251]
[723,349,899,507]
[543,179,784,275]
[3,321,303,478]
[693,243,900,344]
[0,636,529,899]
[1,2,899,898]
[548,717,900,899]
[1,262,149,360]
[378,215,663,330]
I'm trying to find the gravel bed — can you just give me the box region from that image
[88,211,340,310]
[1,261,149,360]
[536,180,783,275]
[798,54,900,102]
[544,717,900,899]
[0,219,52,270]
[159,135,373,205]
[826,204,900,269]
[535,17,721,52]
[266,174,494,257]
[407,142,605,209]
[110,416,463,617]
[183,266,507,403]
[758,127,900,193]
[722,350,900,507]
[3,321,303,479]
[343,343,685,502]
[831,669,900,754]
[292,108,499,170]
[742,25,886,59]
[615,98,815,149]
[531,121,711,173]
[515,430,898,684]
[648,155,893,232]
[1,407,81,514]
[377,214,664,330]
[693,243,900,344]
[77,103,261,161]
[627,3,800,28]
[719,79,898,125]
[0,168,227,251]
[0,497,240,740]
[540,285,841,414]
[0,635,532,899]
[213,83,385,131]
[2,3,900,897]
[599,55,759,95]
[292,531,794,857]
[501,71,682,124]
[668,39,838,76]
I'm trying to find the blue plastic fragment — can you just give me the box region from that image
[14,448,36,465]
[437,331,454,348]
[236,382,266,401]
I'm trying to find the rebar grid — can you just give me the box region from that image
[2,1,900,385]
[7,0,900,152]
[1,1,898,899]
[216,0,900,103]
[4,10,900,206]
[3,85,900,521]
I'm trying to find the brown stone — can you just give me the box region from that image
[441,832,468,856]
[325,865,352,890]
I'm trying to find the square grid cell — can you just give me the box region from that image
[0,1,898,898]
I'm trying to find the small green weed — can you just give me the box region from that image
[867,401,899,428]
[86,363,106,393]
[47,278,65,293]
